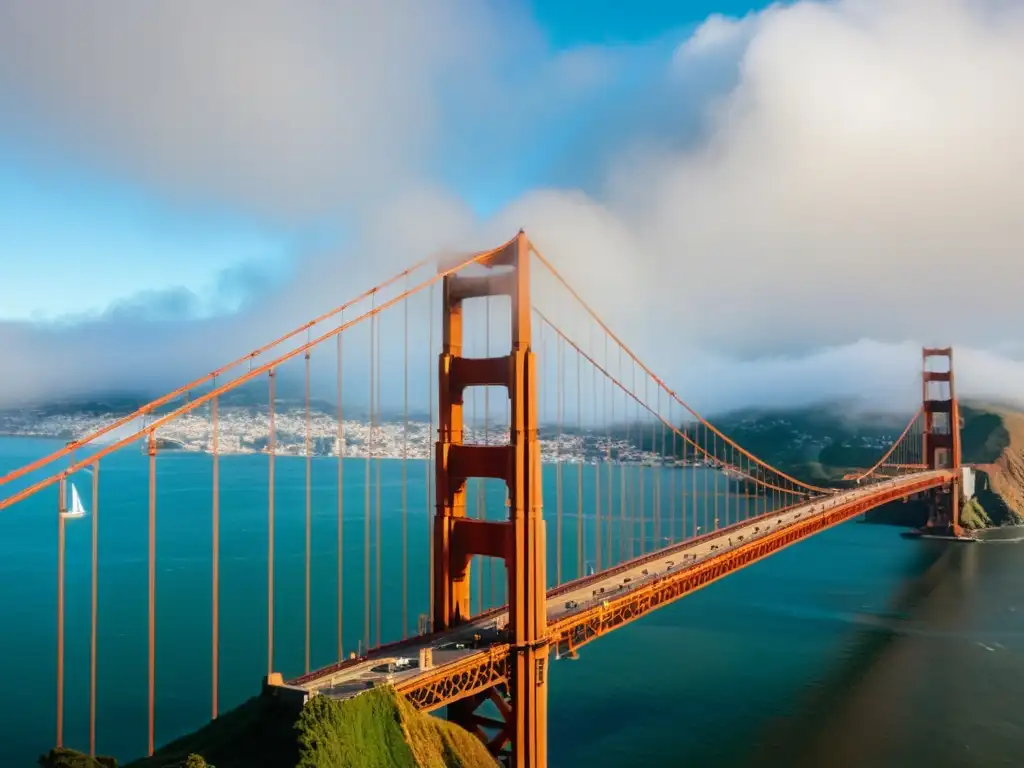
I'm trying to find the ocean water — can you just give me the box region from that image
[0,437,1022,766]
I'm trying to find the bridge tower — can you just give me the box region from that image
[921,347,964,535]
[434,231,548,766]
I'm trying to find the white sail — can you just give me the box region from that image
[64,481,87,518]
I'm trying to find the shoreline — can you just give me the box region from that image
[0,434,709,468]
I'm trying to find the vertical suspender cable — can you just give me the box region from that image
[402,282,409,639]
[375,309,382,648]
[90,461,100,755]
[477,307,485,614]
[670,401,676,544]
[653,388,660,545]
[592,328,601,573]
[624,360,631,558]
[304,348,312,674]
[639,376,647,555]
[618,346,626,562]
[268,370,277,675]
[602,333,610,569]
[56,476,66,750]
[713,432,719,529]
[337,316,344,659]
[576,348,583,578]
[365,299,374,654]
[485,296,494,610]
[626,360,634,552]
[556,331,563,585]
[592,329,600,573]
[472,340,481,615]
[692,424,698,535]
[211,395,220,720]
[427,284,435,628]
[147,432,157,756]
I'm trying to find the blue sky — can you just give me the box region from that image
[531,0,765,46]
[0,1,769,322]
[2,0,1021,411]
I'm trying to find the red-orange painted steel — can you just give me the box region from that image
[0,259,432,495]
[393,472,953,714]
[0,240,516,516]
[147,434,157,756]
[921,348,963,533]
[211,399,220,721]
[56,478,66,750]
[89,463,99,756]
[433,232,548,765]
[267,371,277,677]
[336,327,345,661]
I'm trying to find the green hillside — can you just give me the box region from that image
[617,400,1024,529]
[41,687,496,768]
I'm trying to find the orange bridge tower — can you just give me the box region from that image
[434,232,548,766]
[921,347,964,535]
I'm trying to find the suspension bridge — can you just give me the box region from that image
[0,231,967,767]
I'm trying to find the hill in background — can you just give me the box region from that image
[707,400,1024,530]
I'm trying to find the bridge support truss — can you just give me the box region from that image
[921,347,964,535]
[434,232,548,766]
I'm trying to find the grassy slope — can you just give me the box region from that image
[961,404,1024,527]
[120,687,495,768]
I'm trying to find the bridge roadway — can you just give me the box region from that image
[289,470,952,709]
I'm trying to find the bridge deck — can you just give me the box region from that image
[288,470,952,709]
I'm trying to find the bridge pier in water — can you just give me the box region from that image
[921,347,965,537]
[434,232,548,767]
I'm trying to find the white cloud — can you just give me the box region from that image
[0,0,519,220]
[497,0,1024,410]
[2,0,1024,416]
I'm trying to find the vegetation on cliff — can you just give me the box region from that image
[960,405,1024,527]
[38,749,119,768]
[644,401,1024,529]
[108,686,495,768]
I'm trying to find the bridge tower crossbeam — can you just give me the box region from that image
[434,231,547,767]
[921,347,963,535]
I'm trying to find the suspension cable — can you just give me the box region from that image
[556,331,563,584]
[530,243,829,494]
[147,432,157,756]
[402,277,409,639]
[427,284,435,630]
[0,239,517,515]
[304,346,312,674]
[851,407,923,482]
[336,314,344,658]
[90,460,100,755]
[364,299,373,655]
[375,307,382,648]
[56,476,66,750]
[211,395,220,720]
[267,370,276,675]
[534,308,807,496]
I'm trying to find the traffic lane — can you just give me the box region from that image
[545,475,922,621]
[305,474,934,695]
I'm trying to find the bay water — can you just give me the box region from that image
[0,437,1021,766]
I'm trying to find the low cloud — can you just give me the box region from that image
[2,0,1024,417]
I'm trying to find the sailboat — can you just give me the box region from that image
[62,481,87,519]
